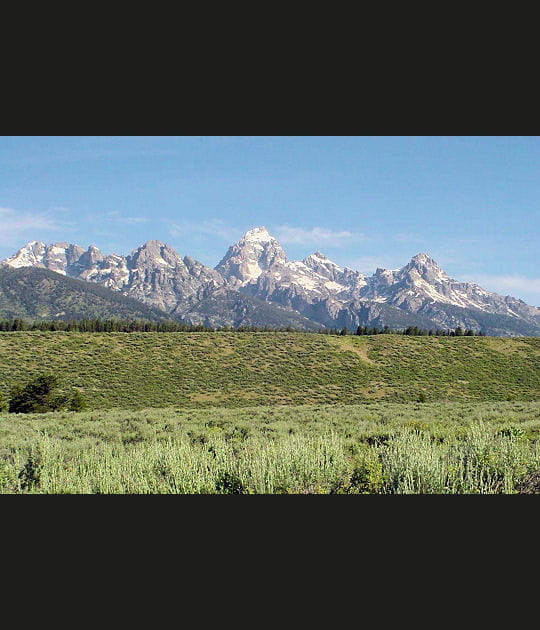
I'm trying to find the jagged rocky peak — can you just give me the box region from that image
[216,226,287,287]
[183,254,217,274]
[128,240,184,269]
[78,244,105,266]
[64,243,86,265]
[182,255,225,286]
[21,240,45,251]
[372,266,398,285]
[43,242,86,273]
[408,252,439,268]
[303,251,340,267]
[403,252,451,284]
[4,241,87,275]
[411,252,432,263]
[302,251,344,281]
[3,241,46,267]
[45,243,90,276]
[238,226,285,258]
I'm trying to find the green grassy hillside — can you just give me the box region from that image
[1,332,540,409]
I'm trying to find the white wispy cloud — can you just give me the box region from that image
[460,274,540,303]
[102,211,149,225]
[391,232,426,244]
[168,219,241,242]
[112,216,149,225]
[0,206,70,247]
[274,225,365,246]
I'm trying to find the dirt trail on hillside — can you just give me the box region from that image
[326,336,376,365]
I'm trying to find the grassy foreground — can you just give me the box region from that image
[1,401,540,493]
[1,332,540,408]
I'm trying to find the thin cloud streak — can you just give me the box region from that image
[101,211,149,225]
[391,232,426,244]
[111,216,149,225]
[167,219,241,243]
[0,206,71,247]
[274,225,366,246]
[461,273,540,303]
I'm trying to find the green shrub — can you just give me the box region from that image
[498,425,525,439]
[69,388,87,412]
[215,471,247,494]
[349,450,384,493]
[17,452,43,491]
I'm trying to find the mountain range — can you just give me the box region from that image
[2,226,540,336]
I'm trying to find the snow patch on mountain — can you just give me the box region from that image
[4,241,47,268]
[242,226,275,243]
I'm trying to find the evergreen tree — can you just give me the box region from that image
[8,373,70,414]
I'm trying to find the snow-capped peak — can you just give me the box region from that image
[410,252,435,265]
[215,226,287,287]
[303,251,342,269]
[403,253,451,286]
[141,239,168,248]
[241,226,274,243]
[19,240,44,251]
[3,241,47,268]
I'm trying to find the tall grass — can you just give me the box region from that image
[377,425,539,494]
[2,410,539,494]
[4,432,351,494]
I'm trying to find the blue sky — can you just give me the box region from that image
[1,136,539,305]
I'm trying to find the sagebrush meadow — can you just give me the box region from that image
[3,137,540,495]
[1,331,540,493]
[1,332,540,409]
[1,401,540,493]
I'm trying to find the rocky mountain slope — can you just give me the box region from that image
[3,228,540,335]
[0,249,319,329]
